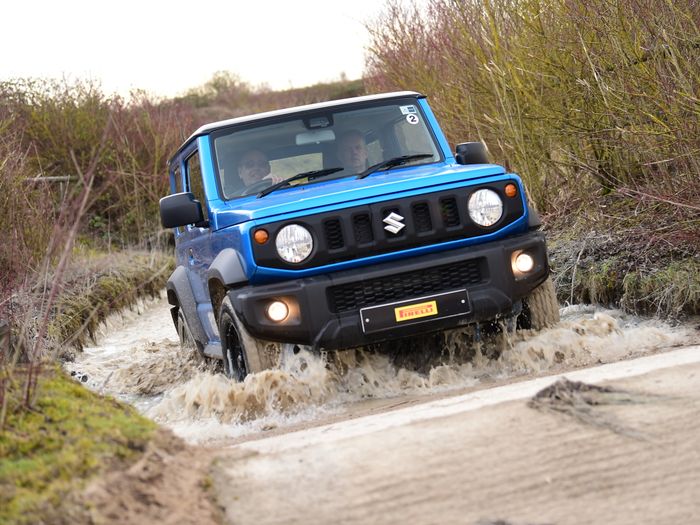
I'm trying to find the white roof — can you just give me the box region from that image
[175,91,424,158]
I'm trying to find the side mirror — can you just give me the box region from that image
[159,192,205,228]
[455,142,489,165]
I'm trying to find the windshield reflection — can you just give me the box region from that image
[213,100,441,199]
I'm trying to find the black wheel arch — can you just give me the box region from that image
[207,248,248,319]
[166,265,208,345]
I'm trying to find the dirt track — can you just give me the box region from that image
[211,353,700,525]
[72,300,700,524]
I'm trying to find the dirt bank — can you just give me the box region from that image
[78,429,220,525]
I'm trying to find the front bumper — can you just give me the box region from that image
[228,231,550,351]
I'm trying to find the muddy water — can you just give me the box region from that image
[65,296,695,445]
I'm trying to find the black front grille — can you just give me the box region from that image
[328,258,485,313]
[324,219,344,249]
[412,202,432,232]
[440,197,460,227]
[251,181,524,270]
[353,213,373,243]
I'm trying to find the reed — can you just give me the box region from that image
[366,0,700,222]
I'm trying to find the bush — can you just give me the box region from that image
[178,72,366,124]
[0,131,55,310]
[366,0,700,222]
[0,79,196,249]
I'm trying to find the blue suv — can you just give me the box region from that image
[160,92,559,380]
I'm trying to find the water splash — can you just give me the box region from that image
[66,299,694,444]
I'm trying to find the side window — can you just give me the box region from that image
[172,164,183,193]
[186,152,208,223]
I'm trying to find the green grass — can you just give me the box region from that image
[0,368,156,524]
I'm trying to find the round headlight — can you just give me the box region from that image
[468,189,503,227]
[275,224,313,263]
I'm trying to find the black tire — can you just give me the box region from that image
[176,308,202,352]
[218,296,279,381]
[518,277,560,330]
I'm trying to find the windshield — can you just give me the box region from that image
[212,99,441,199]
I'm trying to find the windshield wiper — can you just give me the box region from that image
[356,154,434,180]
[257,167,344,198]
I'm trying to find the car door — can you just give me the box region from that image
[179,147,214,318]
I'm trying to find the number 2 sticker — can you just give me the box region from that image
[406,114,419,125]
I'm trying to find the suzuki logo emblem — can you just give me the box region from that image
[383,212,405,234]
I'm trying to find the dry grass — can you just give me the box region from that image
[366,0,700,315]
[178,71,365,124]
[47,250,173,354]
[366,0,699,218]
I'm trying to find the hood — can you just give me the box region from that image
[212,162,507,230]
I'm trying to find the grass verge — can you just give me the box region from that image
[547,207,700,318]
[47,249,174,354]
[1,247,176,523]
[0,366,156,525]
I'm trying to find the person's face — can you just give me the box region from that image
[238,150,270,186]
[338,134,368,173]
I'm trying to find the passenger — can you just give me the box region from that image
[337,130,369,174]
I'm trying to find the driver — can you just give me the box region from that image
[238,148,284,188]
[237,149,282,188]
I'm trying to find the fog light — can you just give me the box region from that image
[514,252,535,273]
[266,300,289,322]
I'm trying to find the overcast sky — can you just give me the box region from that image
[1,0,387,98]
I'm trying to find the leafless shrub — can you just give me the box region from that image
[365,0,700,231]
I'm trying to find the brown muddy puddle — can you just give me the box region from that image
[64,297,694,445]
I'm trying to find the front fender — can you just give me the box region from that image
[206,248,248,288]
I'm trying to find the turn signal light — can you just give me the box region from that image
[254,229,269,244]
[504,183,518,198]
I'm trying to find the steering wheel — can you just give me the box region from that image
[240,179,273,196]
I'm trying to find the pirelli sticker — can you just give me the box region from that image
[394,300,438,322]
[360,289,469,334]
